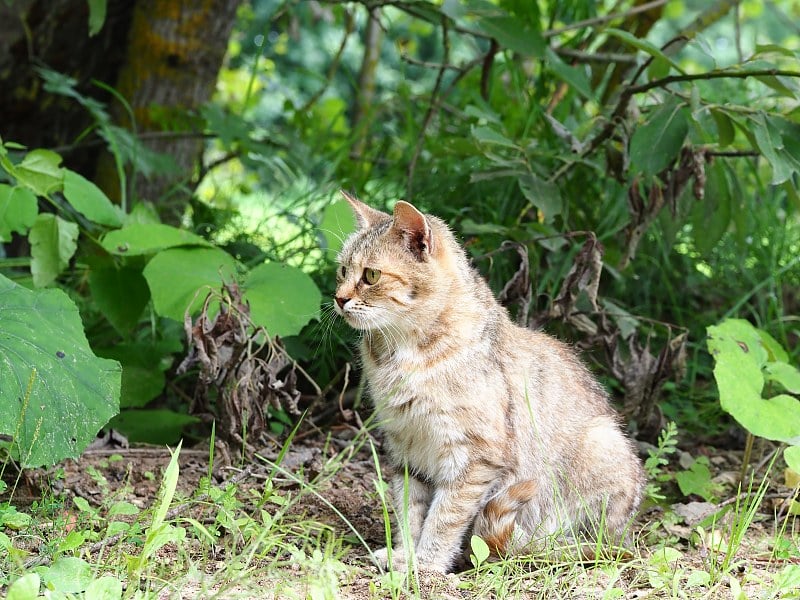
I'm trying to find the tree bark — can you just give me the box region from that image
[95,0,242,223]
[0,0,135,175]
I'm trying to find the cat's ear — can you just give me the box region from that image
[392,201,434,259]
[340,190,388,229]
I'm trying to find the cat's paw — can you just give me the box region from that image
[372,547,408,572]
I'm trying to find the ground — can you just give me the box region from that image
[3,423,800,599]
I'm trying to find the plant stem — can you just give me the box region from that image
[740,432,754,486]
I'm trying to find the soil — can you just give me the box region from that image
[8,423,800,600]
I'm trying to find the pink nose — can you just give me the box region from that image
[335,296,350,309]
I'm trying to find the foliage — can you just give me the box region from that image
[643,421,679,503]
[0,122,320,454]
[707,318,800,472]
[0,274,120,467]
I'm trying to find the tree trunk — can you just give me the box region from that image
[0,0,135,176]
[95,0,242,223]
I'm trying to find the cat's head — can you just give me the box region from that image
[333,191,456,332]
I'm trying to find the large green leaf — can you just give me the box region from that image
[101,223,212,256]
[243,262,321,338]
[707,319,800,444]
[630,99,689,177]
[0,274,121,467]
[12,149,64,197]
[28,213,79,287]
[88,262,150,332]
[142,246,238,321]
[0,184,38,242]
[63,170,123,227]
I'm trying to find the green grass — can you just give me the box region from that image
[2,425,799,600]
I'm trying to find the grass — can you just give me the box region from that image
[2,424,800,600]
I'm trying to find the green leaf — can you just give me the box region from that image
[0,184,38,241]
[101,223,212,255]
[84,576,123,600]
[89,263,150,333]
[785,446,800,474]
[319,199,356,257]
[707,319,800,444]
[243,262,321,338]
[605,28,685,74]
[442,0,543,56]
[87,0,107,36]
[142,247,238,321]
[111,409,198,445]
[545,47,594,100]
[710,109,735,148]
[6,573,40,600]
[13,149,64,197]
[476,15,544,57]
[750,113,794,185]
[0,274,121,467]
[764,362,800,394]
[675,457,717,502]
[96,343,169,409]
[470,534,490,567]
[518,173,562,224]
[63,170,122,227]
[471,125,518,148]
[40,557,93,593]
[629,99,689,177]
[758,329,789,363]
[28,213,79,287]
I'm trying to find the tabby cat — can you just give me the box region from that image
[333,191,645,573]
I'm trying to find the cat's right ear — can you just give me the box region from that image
[339,190,388,229]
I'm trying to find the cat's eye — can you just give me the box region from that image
[337,265,346,279]
[362,268,381,285]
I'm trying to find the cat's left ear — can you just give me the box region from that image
[340,190,389,229]
[392,201,434,260]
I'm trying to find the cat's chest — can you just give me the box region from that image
[379,400,471,483]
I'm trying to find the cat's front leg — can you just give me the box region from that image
[374,474,432,571]
[413,479,487,572]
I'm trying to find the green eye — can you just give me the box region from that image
[362,268,381,285]
[338,265,346,279]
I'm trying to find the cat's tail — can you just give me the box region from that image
[472,480,537,557]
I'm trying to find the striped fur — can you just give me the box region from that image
[334,193,645,573]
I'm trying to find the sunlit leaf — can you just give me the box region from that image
[0,184,38,241]
[243,262,321,338]
[28,213,79,287]
[142,246,238,321]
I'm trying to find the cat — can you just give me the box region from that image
[333,191,645,573]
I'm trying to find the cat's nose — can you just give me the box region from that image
[335,296,350,309]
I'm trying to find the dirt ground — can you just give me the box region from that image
[10,424,800,599]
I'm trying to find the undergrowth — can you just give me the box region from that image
[2,425,799,599]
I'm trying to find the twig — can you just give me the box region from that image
[554,47,638,64]
[406,15,449,200]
